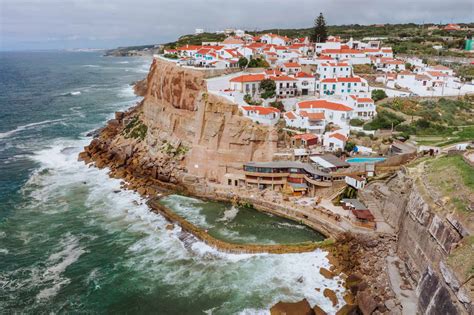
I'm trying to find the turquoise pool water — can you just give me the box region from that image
[346,157,386,163]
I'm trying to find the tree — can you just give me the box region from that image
[344,141,356,153]
[312,13,328,43]
[260,79,276,99]
[238,57,248,69]
[247,57,269,68]
[371,89,388,102]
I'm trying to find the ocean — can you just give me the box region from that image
[0,51,344,314]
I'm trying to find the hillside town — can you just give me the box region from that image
[156,25,474,232]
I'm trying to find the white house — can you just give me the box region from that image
[295,72,317,96]
[240,105,281,125]
[284,111,326,134]
[316,62,352,79]
[297,99,353,127]
[229,74,265,95]
[271,75,298,98]
[281,62,302,75]
[260,34,291,46]
[323,132,348,151]
[318,77,369,96]
[345,95,376,120]
[345,175,366,189]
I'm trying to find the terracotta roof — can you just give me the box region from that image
[292,133,318,141]
[270,75,297,81]
[415,74,431,81]
[284,112,297,120]
[298,100,352,111]
[241,105,280,115]
[265,69,283,75]
[321,77,362,83]
[223,37,244,44]
[357,97,374,103]
[317,55,334,60]
[300,111,325,120]
[230,74,266,83]
[427,71,448,77]
[177,45,202,51]
[352,209,375,221]
[399,70,414,75]
[432,65,451,71]
[283,62,301,68]
[322,48,363,54]
[295,71,313,78]
[330,133,348,141]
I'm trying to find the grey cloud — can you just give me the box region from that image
[1,0,473,50]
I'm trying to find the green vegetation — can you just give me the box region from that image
[163,53,179,59]
[243,94,262,105]
[363,110,405,130]
[247,57,269,68]
[376,96,474,144]
[447,235,474,281]
[312,13,328,43]
[269,100,284,111]
[163,32,226,49]
[349,118,365,127]
[344,141,356,152]
[371,89,388,102]
[455,64,474,81]
[260,79,276,99]
[238,56,249,69]
[122,116,148,141]
[160,140,189,157]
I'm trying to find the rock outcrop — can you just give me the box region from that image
[360,168,472,314]
[80,58,278,192]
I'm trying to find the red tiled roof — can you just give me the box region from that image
[230,74,266,83]
[284,112,297,120]
[177,45,202,51]
[300,111,325,120]
[330,133,348,141]
[352,209,375,221]
[292,133,318,140]
[283,62,301,68]
[427,71,448,77]
[298,100,352,111]
[317,55,333,60]
[357,97,374,103]
[295,71,313,78]
[270,75,297,81]
[241,105,280,115]
[321,77,362,83]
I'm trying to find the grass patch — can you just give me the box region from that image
[425,154,474,213]
[447,235,474,282]
[122,116,148,141]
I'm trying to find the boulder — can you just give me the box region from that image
[320,267,335,279]
[270,299,314,315]
[323,288,338,307]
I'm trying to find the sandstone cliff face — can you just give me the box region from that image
[141,58,278,183]
[360,170,472,314]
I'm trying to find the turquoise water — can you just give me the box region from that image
[160,195,325,245]
[0,51,344,314]
[346,157,386,163]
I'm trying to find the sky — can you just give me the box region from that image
[1,0,473,51]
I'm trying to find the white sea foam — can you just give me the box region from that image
[0,119,66,140]
[216,205,239,222]
[21,137,346,314]
[36,234,86,301]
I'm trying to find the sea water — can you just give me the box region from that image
[0,51,345,314]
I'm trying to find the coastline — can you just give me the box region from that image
[78,91,398,314]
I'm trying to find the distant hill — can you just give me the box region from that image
[105,22,474,57]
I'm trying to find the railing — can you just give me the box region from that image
[244,171,290,177]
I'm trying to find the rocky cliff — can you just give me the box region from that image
[80,58,278,192]
[360,167,473,314]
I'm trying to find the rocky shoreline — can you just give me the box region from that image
[78,101,400,314]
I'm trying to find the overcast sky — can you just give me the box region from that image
[1,0,473,50]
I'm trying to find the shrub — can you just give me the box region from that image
[260,79,276,99]
[269,100,284,111]
[248,57,269,68]
[363,110,405,130]
[238,57,248,69]
[371,89,388,102]
[349,118,365,126]
[163,53,178,59]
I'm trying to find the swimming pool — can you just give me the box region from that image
[346,157,386,163]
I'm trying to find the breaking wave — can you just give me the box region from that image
[0,119,66,140]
